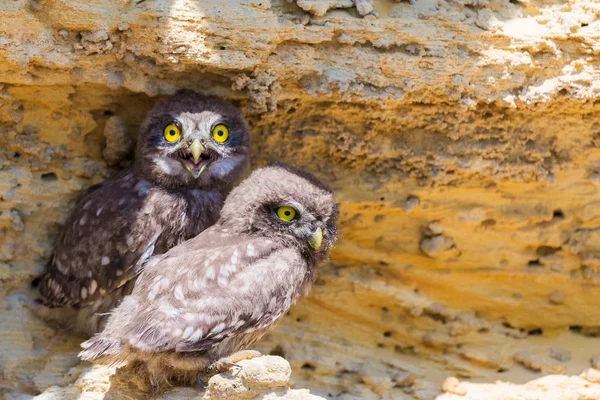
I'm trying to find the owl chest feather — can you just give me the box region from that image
[143,187,223,253]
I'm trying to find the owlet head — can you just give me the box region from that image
[220,162,339,259]
[135,90,250,190]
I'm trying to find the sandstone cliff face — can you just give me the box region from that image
[1,0,600,399]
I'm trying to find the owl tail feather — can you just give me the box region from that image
[79,334,123,362]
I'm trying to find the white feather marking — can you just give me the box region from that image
[138,243,156,266]
[80,287,88,300]
[173,328,183,337]
[174,285,184,301]
[234,319,245,329]
[210,322,226,336]
[55,259,68,274]
[246,244,255,257]
[148,289,157,301]
[182,326,194,339]
[205,268,215,280]
[89,280,98,295]
[115,269,123,277]
[101,256,110,266]
[155,158,184,176]
[159,278,170,289]
[96,207,103,217]
[218,276,228,287]
[126,237,134,246]
[188,328,203,342]
[79,216,86,226]
[230,249,239,265]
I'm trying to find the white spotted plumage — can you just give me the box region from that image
[79,163,338,386]
[33,90,250,335]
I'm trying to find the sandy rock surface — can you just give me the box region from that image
[30,356,324,400]
[439,369,600,400]
[1,0,600,399]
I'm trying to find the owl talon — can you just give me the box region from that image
[206,350,262,374]
[150,376,159,393]
[197,376,207,389]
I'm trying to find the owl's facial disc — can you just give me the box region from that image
[177,139,219,179]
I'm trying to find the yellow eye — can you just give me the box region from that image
[212,124,229,143]
[163,124,181,143]
[277,206,296,222]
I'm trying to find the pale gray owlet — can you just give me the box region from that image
[79,163,338,387]
[33,90,250,335]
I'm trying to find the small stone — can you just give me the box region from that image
[420,235,459,259]
[393,372,415,388]
[117,22,130,31]
[403,195,420,212]
[9,209,24,231]
[422,332,452,349]
[29,0,43,11]
[581,368,600,383]
[58,29,69,39]
[81,30,109,43]
[239,356,291,388]
[513,351,543,372]
[549,290,564,305]
[426,221,444,235]
[355,0,374,16]
[549,347,571,362]
[442,377,466,396]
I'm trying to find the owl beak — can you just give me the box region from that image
[189,139,204,164]
[310,227,323,250]
[180,139,209,179]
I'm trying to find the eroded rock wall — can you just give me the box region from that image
[1,0,600,399]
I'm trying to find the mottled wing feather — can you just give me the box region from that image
[109,226,305,354]
[38,170,162,308]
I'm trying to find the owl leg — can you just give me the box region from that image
[205,350,263,374]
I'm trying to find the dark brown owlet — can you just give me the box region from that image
[79,163,338,387]
[32,90,250,335]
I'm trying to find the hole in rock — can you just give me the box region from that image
[301,362,316,371]
[270,345,285,357]
[536,246,560,257]
[41,172,57,181]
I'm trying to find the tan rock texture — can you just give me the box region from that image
[31,356,324,400]
[1,0,600,399]
[439,369,600,400]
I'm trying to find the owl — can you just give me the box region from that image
[79,162,338,389]
[32,90,250,335]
